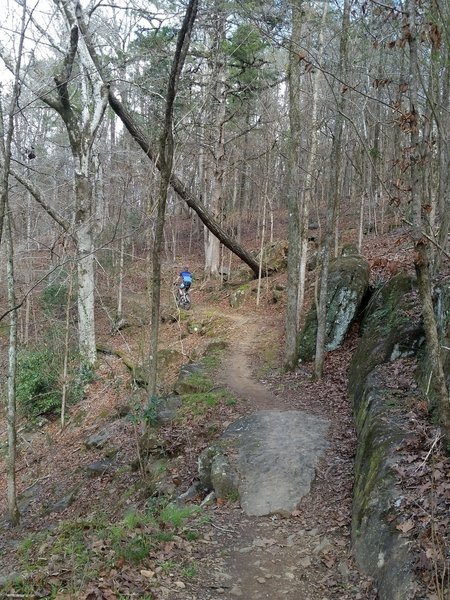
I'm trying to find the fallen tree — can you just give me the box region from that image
[108,91,264,278]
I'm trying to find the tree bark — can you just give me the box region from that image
[0,0,28,526]
[298,2,328,326]
[37,0,110,365]
[5,206,20,525]
[284,0,303,370]
[204,2,227,277]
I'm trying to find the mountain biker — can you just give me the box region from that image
[177,268,192,294]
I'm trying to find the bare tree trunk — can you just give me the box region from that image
[315,0,350,379]
[5,206,20,525]
[147,0,198,398]
[256,195,267,307]
[61,263,74,429]
[205,4,227,277]
[0,0,27,526]
[117,231,125,320]
[284,0,303,370]
[435,39,450,271]
[74,171,97,364]
[36,0,110,366]
[298,2,328,327]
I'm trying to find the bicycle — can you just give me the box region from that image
[175,286,192,310]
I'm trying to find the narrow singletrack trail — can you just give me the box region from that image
[169,305,372,600]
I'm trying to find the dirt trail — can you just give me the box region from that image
[174,308,372,600]
[222,314,274,409]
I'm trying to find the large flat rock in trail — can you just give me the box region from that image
[223,410,329,516]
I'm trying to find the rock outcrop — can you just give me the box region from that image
[198,410,329,516]
[298,247,369,361]
[349,273,425,599]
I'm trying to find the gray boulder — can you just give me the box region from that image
[154,395,182,425]
[199,411,329,516]
[86,459,115,477]
[198,444,223,490]
[298,250,370,361]
[210,454,239,500]
[257,240,288,272]
[173,363,208,395]
[85,426,115,449]
[46,487,79,514]
[229,286,248,309]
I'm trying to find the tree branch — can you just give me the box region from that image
[5,161,71,232]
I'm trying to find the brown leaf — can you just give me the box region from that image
[140,569,156,579]
[396,520,414,533]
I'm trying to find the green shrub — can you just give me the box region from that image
[16,348,62,417]
[16,348,89,418]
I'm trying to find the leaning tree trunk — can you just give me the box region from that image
[69,13,263,278]
[107,93,263,278]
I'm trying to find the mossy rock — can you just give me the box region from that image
[341,243,359,256]
[173,363,212,395]
[298,253,370,361]
[198,442,238,499]
[211,454,239,500]
[155,395,183,424]
[349,273,424,403]
[351,367,418,599]
[158,348,182,368]
[187,319,206,335]
[257,240,288,272]
[230,285,249,308]
[206,340,228,353]
[160,304,178,323]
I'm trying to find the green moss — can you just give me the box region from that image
[180,388,235,416]
[182,372,214,393]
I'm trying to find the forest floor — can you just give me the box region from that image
[0,228,449,599]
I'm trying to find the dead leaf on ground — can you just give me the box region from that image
[396,520,414,533]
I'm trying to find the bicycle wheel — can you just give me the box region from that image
[180,293,191,310]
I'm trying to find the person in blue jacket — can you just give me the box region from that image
[178,268,192,292]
